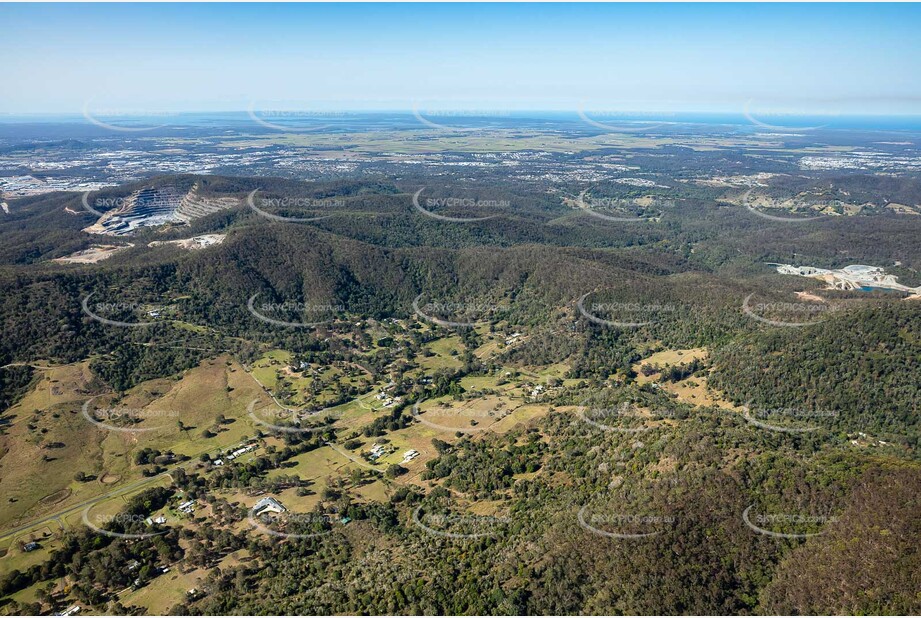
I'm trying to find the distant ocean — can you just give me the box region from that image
[2,111,921,132]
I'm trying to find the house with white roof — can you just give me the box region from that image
[253,496,287,517]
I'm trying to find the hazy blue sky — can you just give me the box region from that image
[2,3,920,115]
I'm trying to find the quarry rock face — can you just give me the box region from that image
[84,183,239,236]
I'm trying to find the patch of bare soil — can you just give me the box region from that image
[795,290,825,302]
[39,488,71,506]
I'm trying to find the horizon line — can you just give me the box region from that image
[3,110,921,119]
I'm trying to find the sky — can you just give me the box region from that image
[1,2,920,116]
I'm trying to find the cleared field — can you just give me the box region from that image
[535,363,570,379]
[0,475,175,579]
[0,526,57,575]
[0,361,116,528]
[250,349,294,384]
[5,578,45,608]
[472,337,502,359]
[471,328,523,360]
[269,444,364,484]
[485,404,551,434]
[250,350,369,407]
[0,356,269,533]
[662,375,739,411]
[119,550,248,614]
[272,486,324,513]
[629,347,738,409]
[418,336,464,371]
[458,372,516,392]
[1,328,566,586]
[352,479,390,503]
[633,347,708,385]
[371,423,439,469]
[414,395,515,433]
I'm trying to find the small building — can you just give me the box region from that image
[253,496,287,517]
[229,444,255,458]
[368,444,387,461]
[22,542,40,552]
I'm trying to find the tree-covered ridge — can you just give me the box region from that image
[1,171,920,616]
[6,403,915,615]
[710,303,921,447]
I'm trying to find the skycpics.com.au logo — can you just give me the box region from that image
[742,504,838,539]
[82,101,178,133]
[247,509,336,540]
[577,505,675,539]
[82,396,179,433]
[82,506,175,540]
[742,293,842,328]
[247,293,344,328]
[247,103,344,132]
[410,401,501,434]
[411,105,510,132]
[742,405,839,434]
[742,98,840,132]
[412,188,504,223]
[246,399,339,435]
[740,189,828,223]
[576,398,677,434]
[577,106,673,133]
[411,506,510,539]
[578,293,678,328]
[412,294,508,328]
[247,190,343,223]
[80,192,130,217]
[575,191,666,223]
[81,292,164,328]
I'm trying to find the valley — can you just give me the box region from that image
[0,114,920,616]
[3,2,921,616]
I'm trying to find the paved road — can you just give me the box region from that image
[0,472,169,543]
[1,364,355,544]
[0,438,247,544]
[1,364,388,543]
[0,436,380,543]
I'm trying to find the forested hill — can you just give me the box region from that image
[710,303,921,447]
[2,172,921,615]
[3,174,921,272]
